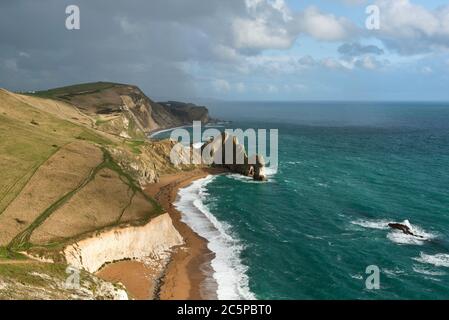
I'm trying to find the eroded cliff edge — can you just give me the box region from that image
[0,82,265,299]
[64,213,183,273]
[0,84,201,299]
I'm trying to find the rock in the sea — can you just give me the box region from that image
[253,155,267,181]
[203,132,267,181]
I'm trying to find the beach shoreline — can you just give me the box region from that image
[97,168,224,300]
[147,168,225,300]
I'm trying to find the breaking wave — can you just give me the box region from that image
[175,176,256,300]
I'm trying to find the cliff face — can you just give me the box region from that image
[64,213,183,273]
[0,87,195,300]
[158,101,210,124]
[202,132,267,181]
[32,82,210,137]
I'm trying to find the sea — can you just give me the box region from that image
[152,101,449,300]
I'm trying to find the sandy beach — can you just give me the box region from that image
[97,168,224,300]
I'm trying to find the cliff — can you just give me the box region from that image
[31,82,210,138]
[64,213,183,273]
[0,82,257,300]
[0,86,201,300]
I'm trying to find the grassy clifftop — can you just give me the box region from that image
[28,81,210,138]
[0,84,200,299]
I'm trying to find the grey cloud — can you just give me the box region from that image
[0,0,247,98]
[338,42,384,57]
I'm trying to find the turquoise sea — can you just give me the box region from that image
[155,102,449,299]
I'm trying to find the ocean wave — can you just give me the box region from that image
[351,219,436,246]
[413,253,449,268]
[350,274,363,280]
[351,219,391,230]
[382,268,406,278]
[412,265,447,276]
[285,161,302,166]
[387,220,436,246]
[264,166,278,176]
[175,176,256,300]
[149,125,191,139]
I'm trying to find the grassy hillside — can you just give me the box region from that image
[0,89,112,214]
[0,87,171,251]
[27,82,210,137]
[29,82,120,100]
[0,84,203,299]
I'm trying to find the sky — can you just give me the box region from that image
[1,0,449,101]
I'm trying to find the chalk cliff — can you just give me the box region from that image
[64,213,183,273]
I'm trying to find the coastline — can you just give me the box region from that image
[97,168,224,300]
[146,168,225,300]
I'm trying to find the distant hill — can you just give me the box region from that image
[30,82,210,138]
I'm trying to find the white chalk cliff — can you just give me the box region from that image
[64,213,183,273]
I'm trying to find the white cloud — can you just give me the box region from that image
[232,17,294,50]
[232,1,357,50]
[212,79,231,92]
[321,55,386,71]
[236,82,246,92]
[296,7,357,41]
[375,0,449,54]
[244,55,315,74]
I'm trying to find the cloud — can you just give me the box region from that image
[0,0,359,97]
[212,79,231,93]
[338,0,367,5]
[1,0,445,101]
[338,42,384,57]
[295,7,357,41]
[374,0,449,54]
[232,17,295,50]
[232,1,358,50]
[236,82,246,92]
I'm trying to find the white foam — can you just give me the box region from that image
[226,164,277,184]
[285,161,302,165]
[351,219,436,246]
[382,268,405,277]
[264,165,278,176]
[175,176,256,300]
[350,274,363,280]
[149,125,191,139]
[412,265,447,276]
[413,253,449,268]
[351,219,391,230]
[387,220,436,246]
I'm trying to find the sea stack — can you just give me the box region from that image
[203,132,267,181]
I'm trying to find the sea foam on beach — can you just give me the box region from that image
[175,175,256,300]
